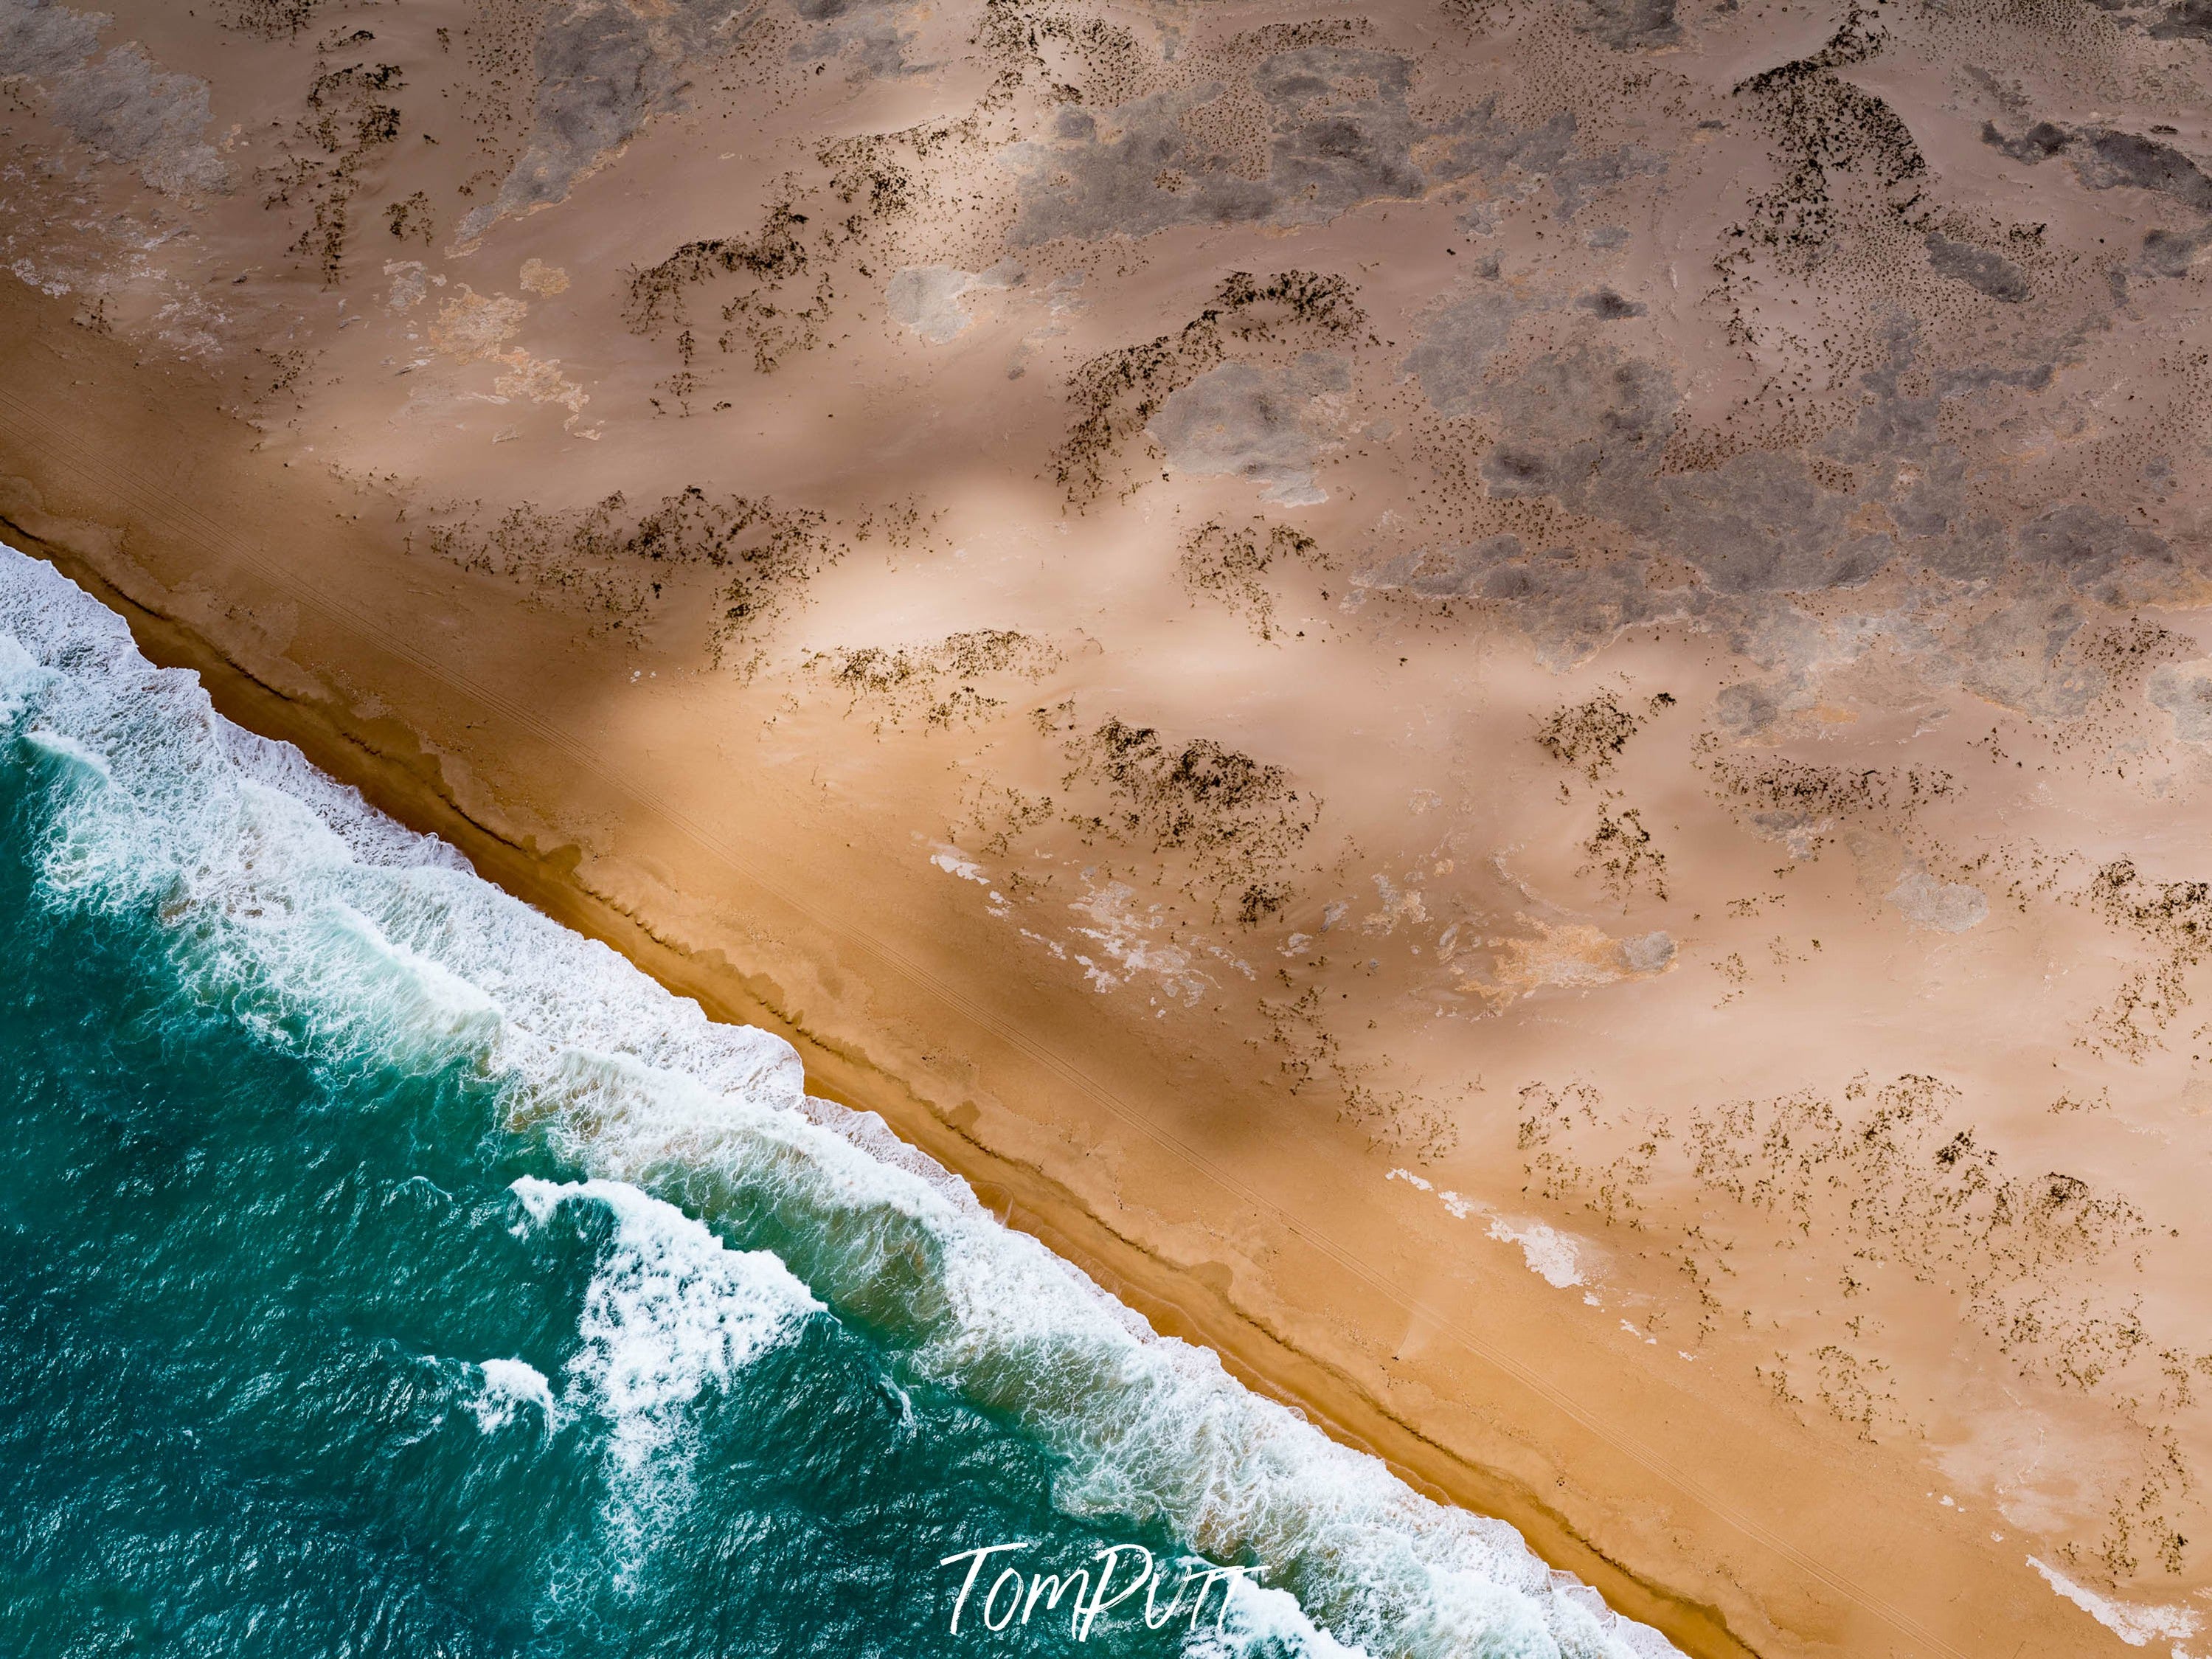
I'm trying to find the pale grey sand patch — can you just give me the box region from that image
[0,0,105,78]
[460,0,757,242]
[885,263,1020,344]
[2149,662,2212,744]
[1576,286,1646,319]
[2014,505,2177,606]
[1399,284,1544,418]
[1579,0,1677,49]
[1949,592,2098,721]
[0,0,230,195]
[1148,353,1348,506]
[1349,536,1699,666]
[1713,681,1783,737]
[1750,808,1834,862]
[1617,930,1676,973]
[1887,870,1988,933]
[1004,48,1426,245]
[1924,231,2029,302]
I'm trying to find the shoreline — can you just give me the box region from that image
[0,277,1767,1649]
[1,497,1756,1659]
[6,0,2210,1638]
[1,264,2104,1659]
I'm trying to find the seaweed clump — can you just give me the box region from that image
[2081,859,2212,1059]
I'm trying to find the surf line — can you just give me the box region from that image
[940,1542,1265,1641]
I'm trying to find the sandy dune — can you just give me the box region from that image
[8,0,2212,1648]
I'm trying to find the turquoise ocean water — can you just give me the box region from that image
[0,546,1679,1659]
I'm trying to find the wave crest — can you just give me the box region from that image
[0,544,1681,1659]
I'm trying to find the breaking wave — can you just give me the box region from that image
[0,543,1680,1659]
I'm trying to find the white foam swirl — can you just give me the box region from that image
[511,1177,820,1579]
[467,1357,561,1435]
[512,1177,819,1464]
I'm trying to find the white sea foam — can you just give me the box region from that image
[1486,1216,1589,1290]
[511,1177,819,1580]
[1184,1576,1374,1659]
[1388,1174,1595,1292]
[929,844,988,883]
[0,544,1685,1659]
[468,1357,561,1435]
[2028,1556,2200,1647]
[511,1177,820,1472]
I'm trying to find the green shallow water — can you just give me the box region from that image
[0,644,1237,1659]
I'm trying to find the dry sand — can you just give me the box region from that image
[7,0,2212,1649]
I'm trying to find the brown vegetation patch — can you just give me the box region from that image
[258,52,406,285]
[2081,859,2212,1059]
[1176,519,1326,640]
[1053,271,1365,505]
[1536,688,1672,779]
[424,486,838,671]
[1061,716,1318,919]
[803,630,1061,731]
